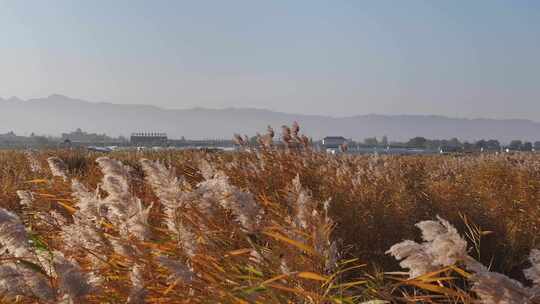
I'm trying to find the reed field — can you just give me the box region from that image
[1,128,540,303]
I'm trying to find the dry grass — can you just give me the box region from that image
[1,145,540,303]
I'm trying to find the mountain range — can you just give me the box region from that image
[1,94,539,143]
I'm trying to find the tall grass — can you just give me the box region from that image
[0,136,539,302]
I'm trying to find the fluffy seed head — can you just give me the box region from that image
[47,156,68,181]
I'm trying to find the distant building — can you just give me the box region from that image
[322,136,347,149]
[61,128,117,144]
[130,132,168,147]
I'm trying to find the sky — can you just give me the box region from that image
[1,0,539,120]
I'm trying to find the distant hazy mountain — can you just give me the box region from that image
[1,94,539,142]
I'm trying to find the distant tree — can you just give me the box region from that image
[486,139,501,150]
[509,140,523,150]
[380,136,389,146]
[522,142,533,151]
[424,139,441,150]
[448,137,461,147]
[364,137,378,146]
[423,138,434,148]
[475,139,487,150]
[34,136,50,145]
[407,137,428,148]
[535,141,540,150]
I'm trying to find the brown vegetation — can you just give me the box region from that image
[1,144,540,303]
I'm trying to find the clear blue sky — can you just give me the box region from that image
[1,0,539,119]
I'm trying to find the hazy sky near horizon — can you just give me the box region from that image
[1,0,539,119]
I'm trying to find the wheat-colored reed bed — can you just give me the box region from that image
[1,142,540,303]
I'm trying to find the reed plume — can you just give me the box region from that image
[47,156,68,181]
[0,208,54,300]
[389,216,540,303]
[25,150,42,173]
[387,216,468,278]
[96,157,152,240]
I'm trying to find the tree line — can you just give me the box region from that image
[355,136,540,151]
